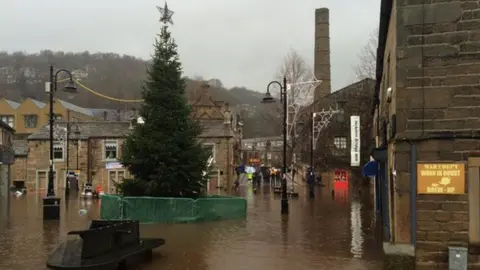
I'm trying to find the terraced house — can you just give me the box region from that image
[0,97,100,189]
[0,97,98,139]
[0,120,14,200]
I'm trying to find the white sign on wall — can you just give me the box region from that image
[350,115,361,167]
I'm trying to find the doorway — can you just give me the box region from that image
[108,170,125,194]
[36,171,57,192]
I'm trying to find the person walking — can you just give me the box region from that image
[307,167,315,198]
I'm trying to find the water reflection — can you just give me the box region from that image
[0,184,382,270]
[350,200,363,258]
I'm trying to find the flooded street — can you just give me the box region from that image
[0,184,383,270]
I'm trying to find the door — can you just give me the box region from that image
[108,171,117,194]
[37,171,47,191]
[37,171,57,192]
[108,170,126,194]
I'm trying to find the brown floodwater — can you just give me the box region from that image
[0,184,383,270]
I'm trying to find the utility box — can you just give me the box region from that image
[449,246,468,270]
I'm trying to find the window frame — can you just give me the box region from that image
[24,114,38,128]
[0,115,14,128]
[104,139,119,161]
[334,136,347,149]
[202,143,216,162]
[53,141,65,161]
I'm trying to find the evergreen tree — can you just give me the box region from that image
[119,16,209,198]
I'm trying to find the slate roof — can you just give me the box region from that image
[0,120,14,133]
[88,109,137,121]
[58,100,94,116]
[199,120,235,138]
[30,99,46,108]
[243,136,282,143]
[27,120,233,140]
[28,121,131,140]
[12,140,28,156]
[5,99,20,109]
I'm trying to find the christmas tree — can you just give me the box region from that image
[119,3,209,198]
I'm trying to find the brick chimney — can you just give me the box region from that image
[314,8,331,102]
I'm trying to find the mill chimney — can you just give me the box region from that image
[314,8,332,103]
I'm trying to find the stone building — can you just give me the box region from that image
[25,121,131,193]
[374,0,480,268]
[18,85,242,192]
[190,82,243,189]
[294,8,375,186]
[0,97,98,140]
[242,136,283,166]
[0,120,14,199]
[11,140,28,188]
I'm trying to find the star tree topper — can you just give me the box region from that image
[157,2,174,25]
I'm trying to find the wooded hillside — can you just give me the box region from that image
[0,50,279,138]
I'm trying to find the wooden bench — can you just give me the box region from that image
[47,220,165,269]
[68,220,140,259]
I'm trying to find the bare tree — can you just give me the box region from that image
[355,28,378,80]
[263,49,318,187]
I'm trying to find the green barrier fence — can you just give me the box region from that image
[99,194,123,220]
[100,194,247,223]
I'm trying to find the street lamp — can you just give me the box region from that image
[44,65,77,220]
[262,76,288,215]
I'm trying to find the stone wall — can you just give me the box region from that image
[11,156,27,182]
[201,137,234,189]
[381,0,480,268]
[25,138,127,191]
[396,0,480,136]
[416,194,469,269]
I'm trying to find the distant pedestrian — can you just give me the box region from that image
[307,167,315,198]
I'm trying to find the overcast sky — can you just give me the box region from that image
[0,0,380,92]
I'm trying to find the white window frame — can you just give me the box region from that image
[0,115,14,128]
[104,139,118,161]
[334,137,347,149]
[202,143,216,163]
[53,141,65,161]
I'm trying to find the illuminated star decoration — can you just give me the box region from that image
[157,2,174,25]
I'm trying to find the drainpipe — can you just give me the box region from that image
[410,143,417,246]
[87,139,91,184]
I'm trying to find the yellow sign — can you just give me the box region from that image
[417,163,465,194]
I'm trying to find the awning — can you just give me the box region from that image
[105,142,117,148]
[362,160,378,177]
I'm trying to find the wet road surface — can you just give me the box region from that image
[0,184,383,270]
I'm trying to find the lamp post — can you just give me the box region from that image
[44,65,77,220]
[262,76,288,215]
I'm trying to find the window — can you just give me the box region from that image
[55,114,62,120]
[334,137,347,149]
[104,140,118,160]
[53,141,64,160]
[24,115,38,128]
[0,115,14,128]
[336,102,345,123]
[202,143,215,161]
